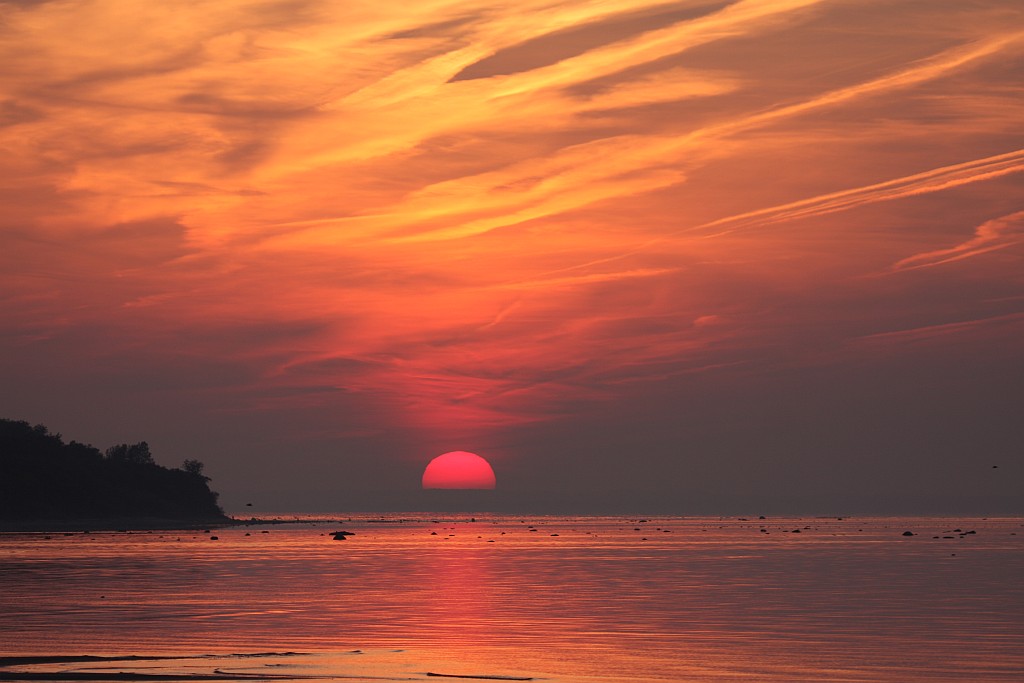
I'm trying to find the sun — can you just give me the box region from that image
[422,451,497,490]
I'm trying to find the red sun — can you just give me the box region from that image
[422,451,497,490]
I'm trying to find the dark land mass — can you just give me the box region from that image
[0,419,231,529]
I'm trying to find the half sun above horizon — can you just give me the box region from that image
[422,451,497,490]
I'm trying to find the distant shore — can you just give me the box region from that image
[0,515,330,533]
[0,516,237,533]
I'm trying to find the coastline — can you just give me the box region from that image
[0,515,367,533]
[0,516,238,533]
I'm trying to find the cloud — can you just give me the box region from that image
[2,0,1022,505]
[891,210,1024,272]
[698,149,1024,236]
[450,0,737,81]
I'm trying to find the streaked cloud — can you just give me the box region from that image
[1,0,1021,503]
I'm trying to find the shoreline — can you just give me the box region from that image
[0,516,295,533]
[0,515,381,533]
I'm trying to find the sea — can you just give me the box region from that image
[2,515,1023,682]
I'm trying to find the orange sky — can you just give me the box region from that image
[1,0,1022,512]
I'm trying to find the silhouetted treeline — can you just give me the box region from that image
[0,419,227,521]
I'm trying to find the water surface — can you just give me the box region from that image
[2,515,1022,681]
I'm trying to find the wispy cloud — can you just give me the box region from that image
[891,210,1024,272]
[2,0,1022,441]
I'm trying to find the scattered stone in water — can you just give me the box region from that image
[210,536,219,540]
[902,531,914,536]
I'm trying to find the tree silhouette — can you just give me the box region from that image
[182,458,207,479]
[1,419,227,522]
[105,441,155,465]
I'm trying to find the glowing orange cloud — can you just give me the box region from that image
[1,0,1021,449]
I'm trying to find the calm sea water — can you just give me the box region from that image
[2,515,1023,682]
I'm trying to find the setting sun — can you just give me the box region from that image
[422,451,497,490]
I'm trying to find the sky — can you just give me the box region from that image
[1,0,1022,514]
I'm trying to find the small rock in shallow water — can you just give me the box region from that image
[902,531,914,536]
